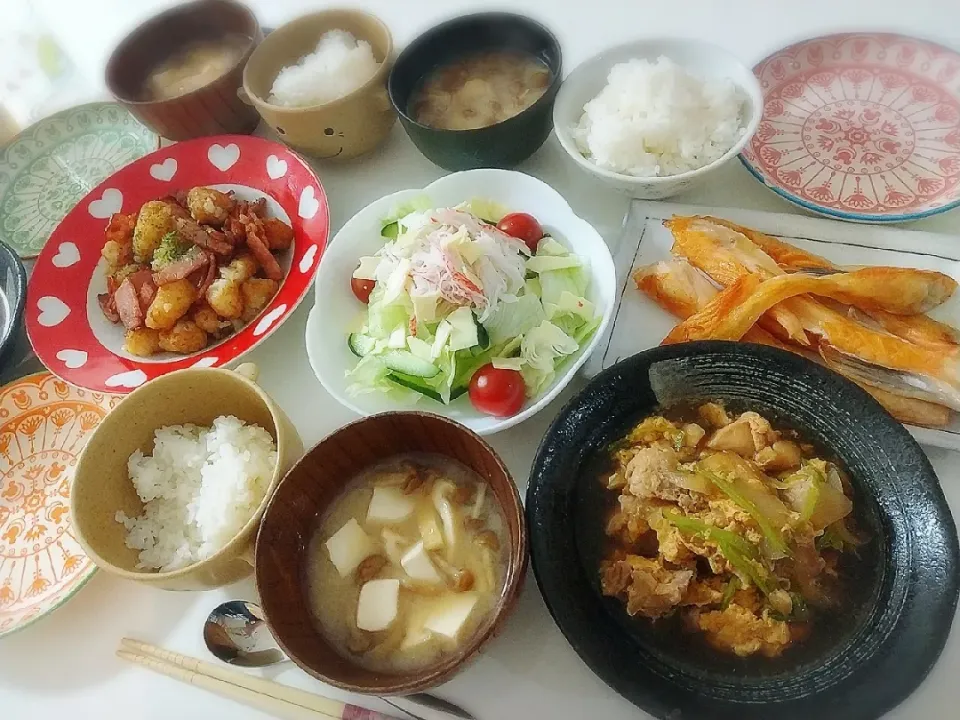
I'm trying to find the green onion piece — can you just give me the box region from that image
[720,576,740,610]
[700,469,792,558]
[663,511,776,597]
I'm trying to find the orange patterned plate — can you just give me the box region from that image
[0,372,120,638]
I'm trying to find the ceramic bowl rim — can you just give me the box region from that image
[70,367,290,582]
[242,8,395,114]
[254,410,529,695]
[386,11,563,134]
[552,36,763,186]
[0,238,27,356]
[105,0,261,107]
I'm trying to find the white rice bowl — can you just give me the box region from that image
[572,56,746,178]
[268,29,380,107]
[116,415,278,572]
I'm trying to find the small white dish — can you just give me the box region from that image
[305,169,617,436]
[552,38,763,200]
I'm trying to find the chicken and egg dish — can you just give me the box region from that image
[98,187,292,356]
[600,403,863,658]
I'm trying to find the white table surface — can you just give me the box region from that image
[4,1,960,718]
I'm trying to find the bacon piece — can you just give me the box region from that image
[98,293,120,323]
[153,252,210,284]
[240,213,283,281]
[195,252,218,299]
[114,278,144,330]
[128,269,158,310]
[175,217,233,256]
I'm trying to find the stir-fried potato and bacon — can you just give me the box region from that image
[98,188,290,356]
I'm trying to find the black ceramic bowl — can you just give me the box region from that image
[387,12,562,171]
[0,238,27,370]
[527,342,959,720]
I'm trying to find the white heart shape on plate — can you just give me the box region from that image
[191,356,219,368]
[104,369,147,389]
[299,244,318,274]
[149,158,177,181]
[88,188,123,219]
[208,143,240,172]
[51,241,80,268]
[56,349,87,369]
[266,155,288,180]
[253,304,287,337]
[298,186,320,219]
[37,296,70,327]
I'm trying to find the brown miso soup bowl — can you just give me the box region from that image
[242,9,396,160]
[105,0,263,141]
[70,365,303,591]
[255,412,528,695]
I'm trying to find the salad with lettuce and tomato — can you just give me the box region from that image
[345,198,599,417]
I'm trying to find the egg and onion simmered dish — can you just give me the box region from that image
[599,402,865,658]
[307,454,507,673]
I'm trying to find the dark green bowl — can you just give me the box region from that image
[387,12,562,171]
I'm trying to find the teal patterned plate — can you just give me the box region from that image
[0,102,159,258]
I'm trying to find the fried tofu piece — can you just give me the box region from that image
[186,187,233,227]
[145,279,197,330]
[124,327,162,357]
[220,253,258,283]
[240,278,279,321]
[133,201,179,263]
[192,303,229,335]
[261,217,294,251]
[159,319,208,354]
[206,278,243,319]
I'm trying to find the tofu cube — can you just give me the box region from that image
[367,487,416,524]
[424,593,478,640]
[400,541,442,584]
[325,518,377,577]
[357,579,400,632]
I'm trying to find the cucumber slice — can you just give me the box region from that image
[381,350,440,378]
[388,372,443,402]
[381,222,399,239]
[450,383,469,401]
[348,333,377,358]
[473,313,489,349]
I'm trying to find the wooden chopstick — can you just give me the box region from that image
[117,638,398,720]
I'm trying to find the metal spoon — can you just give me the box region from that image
[204,600,475,720]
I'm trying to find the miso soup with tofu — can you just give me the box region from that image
[307,453,508,673]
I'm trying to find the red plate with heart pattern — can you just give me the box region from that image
[741,33,960,223]
[26,135,330,393]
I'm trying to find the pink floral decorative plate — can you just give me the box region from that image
[741,33,960,223]
[26,135,330,393]
[0,372,119,638]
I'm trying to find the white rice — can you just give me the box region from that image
[116,416,278,572]
[268,29,380,107]
[573,56,746,177]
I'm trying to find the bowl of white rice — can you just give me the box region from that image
[70,364,303,590]
[242,9,396,160]
[552,38,763,199]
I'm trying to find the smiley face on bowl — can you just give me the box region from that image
[242,10,396,160]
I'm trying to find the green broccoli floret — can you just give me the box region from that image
[151,231,194,270]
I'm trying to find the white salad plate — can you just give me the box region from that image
[305,169,617,436]
[588,199,960,450]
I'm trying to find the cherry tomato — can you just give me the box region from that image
[497,212,543,252]
[351,276,376,304]
[468,364,525,417]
